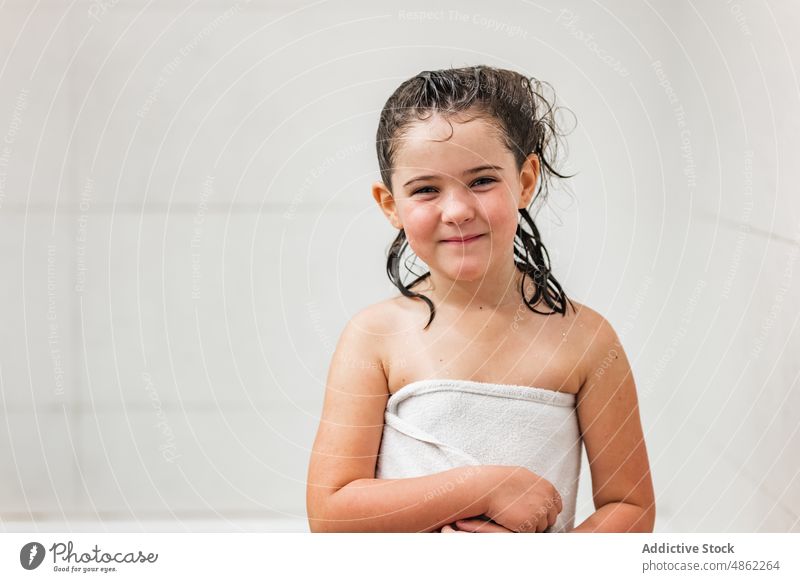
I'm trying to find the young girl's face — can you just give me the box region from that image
[373,111,539,283]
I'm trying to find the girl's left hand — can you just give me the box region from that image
[440,517,515,533]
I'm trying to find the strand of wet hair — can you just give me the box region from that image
[514,208,574,315]
[386,231,435,328]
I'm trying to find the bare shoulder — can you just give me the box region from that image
[348,297,398,337]
[340,299,400,368]
[567,300,618,345]
[564,299,623,375]
[348,300,392,334]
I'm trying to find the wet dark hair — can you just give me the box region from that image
[376,65,576,329]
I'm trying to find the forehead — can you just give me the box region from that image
[393,113,510,172]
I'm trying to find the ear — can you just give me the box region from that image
[372,181,403,229]
[518,153,540,209]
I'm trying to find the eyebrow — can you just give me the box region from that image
[402,165,504,187]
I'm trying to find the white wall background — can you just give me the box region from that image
[0,0,798,533]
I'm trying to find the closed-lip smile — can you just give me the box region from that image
[441,234,484,243]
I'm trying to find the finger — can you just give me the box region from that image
[536,515,549,533]
[453,519,484,532]
[455,519,512,533]
[547,506,558,527]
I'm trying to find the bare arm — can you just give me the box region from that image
[569,308,656,533]
[307,306,499,532]
[569,501,652,532]
[316,465,495,533]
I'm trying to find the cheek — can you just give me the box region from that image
[483,196,519,238]
[401,206,437,252]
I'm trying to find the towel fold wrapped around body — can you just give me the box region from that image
[375,379,582,532]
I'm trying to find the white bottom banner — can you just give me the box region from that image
[2,533,798,581]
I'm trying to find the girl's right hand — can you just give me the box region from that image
[484,466,563,533]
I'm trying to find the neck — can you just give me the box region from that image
[425,257,525,312]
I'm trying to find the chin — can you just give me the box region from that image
[443,264,488,282]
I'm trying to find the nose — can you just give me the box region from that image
[439,186,475,225]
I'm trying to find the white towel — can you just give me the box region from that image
[375,379,582,532]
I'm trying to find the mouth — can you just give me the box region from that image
[440,234,485,245]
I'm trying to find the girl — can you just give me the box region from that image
[306,65,654,533]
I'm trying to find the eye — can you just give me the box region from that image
[411,177,496,195]
[471,177,497,188]
[411,186,437,195]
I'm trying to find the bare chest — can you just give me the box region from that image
[382,304,585,396]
